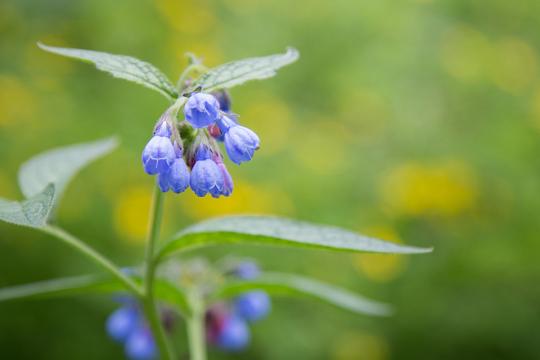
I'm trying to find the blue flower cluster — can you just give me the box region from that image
[142,92,260,197]
[206,262,271,351]
[106,303,157,360]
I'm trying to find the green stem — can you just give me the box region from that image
[187,295,207,360]
[142,184,176,360]
[41,225,143,296]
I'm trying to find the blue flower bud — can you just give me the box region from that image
[184,93,220,128]
[218,116,260,164]
[212,91,232,112]
[106,306,139,343]
[153,122,172,137]
[142,125,175,175]
[125,327,157,360]
[234,262,260,280]
[234,291,271,322]
[190,146,224,197]
[217,315,250,351]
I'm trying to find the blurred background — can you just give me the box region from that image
[1,0,540,359]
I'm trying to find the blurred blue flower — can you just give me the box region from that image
[125,327,157,360]
[234,262,260,280]
[217,315,250,351]
[184,93,220,128]
[106,306,139,343]
[234,291,271,322]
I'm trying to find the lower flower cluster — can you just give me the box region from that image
[142,91,260,198]
[206,262,271,352]
[106,301,158,360]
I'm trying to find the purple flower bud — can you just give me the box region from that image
[190,146,224,197]
[142,126,175,175]
[216,161,233,196]
[125,327,157,360]
[184,93,220,128]
[223,124,260,164]
[234,291,271,322]
[212,91,232,112]
[216,315,250,351]
[234,262,260,280]
[106,306,139,343]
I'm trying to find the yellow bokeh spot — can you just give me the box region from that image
[332,332,390,360]
[440,25,492,83]
[156,0,216,35]
[241,94,292,155]
[113,185,151,244]
[0,75,36,126]
[380,161,478,217]
[489,37,538,93]
[354,226,407,282]
[182,180,294,221]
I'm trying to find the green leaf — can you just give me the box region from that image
[18,137,118,206]
[189,47,299,92]
[214,272,392,317]
[158,215,432,259]
[0,184,55,228]
[38,43,178,100]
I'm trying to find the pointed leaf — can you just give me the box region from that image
[0,184,55,228]
[38,43,178,100]
[189,47,299,92]
[18,137,118,206]
[214,272,392,316]
[158,215,432,259]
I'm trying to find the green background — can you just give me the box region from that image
[1,0,540,359]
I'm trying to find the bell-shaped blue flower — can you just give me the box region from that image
[217,315,250,351]
[190,146,224,197]
[125,327,157,360]
[218,116,260,164]
[158,145,190,193]
[184,93,220,128]
[234,291,271,322]
[142,123,175,175]
[106,306,139,343]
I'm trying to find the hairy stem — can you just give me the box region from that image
[41,225,143,296]
[142,184,176,360]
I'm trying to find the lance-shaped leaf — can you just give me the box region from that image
[38,43,178,100]
[18,137,118,207]
[188,47,299,92]
[0,184,55,228]
[158,215,432,259]
[214,272,391,316]
[0,274,190,314]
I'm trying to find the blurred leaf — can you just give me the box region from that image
[38,43,178,100]
[214,272,392,316]
[158,215,432,258]
[0,184,55,228]
[0,275,121,301]
[0,274,190,314]
[189,47,299,92]
[18,137,118,208]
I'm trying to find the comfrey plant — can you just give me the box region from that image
[0,43,433,360]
